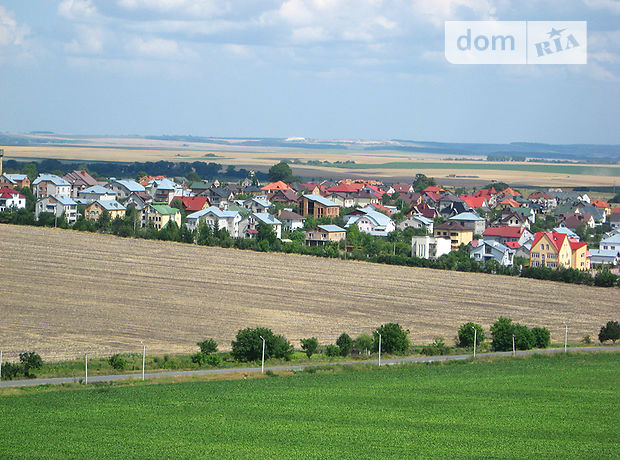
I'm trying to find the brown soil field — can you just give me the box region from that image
[0,224,617,361]
[4,141,619,187]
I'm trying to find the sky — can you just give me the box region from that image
[0,0,619,144]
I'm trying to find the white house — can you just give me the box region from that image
[397,214,434,233]
[277,209,305,232]
[105,179,146,199]
[449,212,486,236]
[469,239,514,266]
[35,195,78,224]
[599,233,620,253]
[248,212,282,239]
[411,235,451,260]
[32,174,71,199]
[145,178,185,204]
[244,197,272,214]
[78,185,116,202]
[0,187,26,211]
[589,249,620,266]
[186,206,243,237]
[345,208,395,236]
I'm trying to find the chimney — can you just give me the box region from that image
[0,149,3,176]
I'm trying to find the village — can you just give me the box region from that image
[1,153,619,277]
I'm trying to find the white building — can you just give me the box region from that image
[186,206,244,237]
[35,195,78,224]
[32,174,71,199]
[105,179,146,199]
[345,208,395,236]
[248,212,282,239]
[0,187,26,211]
[78,185,117,203]
[469,239,515,266]
[397,214,434,233]
[411,236,451,260]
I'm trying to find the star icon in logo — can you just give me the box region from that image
[547,28,566,38]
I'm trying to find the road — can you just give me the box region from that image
[1,346,618,388]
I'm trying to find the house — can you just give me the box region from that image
[409,202,439,219]
[268,189,299,207]
[32,174,71,199]
[0,187,26,211]
[277,209,305,232]
[609,212,620,229]
[201,187,234,207]
[244,197,273,214]
[0,173,30,189]
[105,179,146,199]
[399,192,423,208]
[459,195,488,210]
[411,235,451,260]
[344,208,395,236]
[125,191,152,211]
[397,214,434,234]
[482,226,533,246]
[365,202,393,216]
[35,195,78,224]
[499,210,529,229]
[261,181,292,193]
[392,184,414,194]
[186,206,243,236]
[449,212,486,236]
[248,213,282,239]
[498,197,521,209]
[423,186,444,194]
[143,203,182,230]
[180,196,210,213]
[85,200,126,220]
[78,185,117,202]
[552,227,580,240]
[433,221,474,249]
[305,225,346,246]
[351,190,381,207]
[326,192,355,208]
[599,233,620,253]
[326,183,360,196]
[528,192,558,211]
[559,212,595,230]
[505,241,532,260]
[474,187,498,207]
[529,232,590,270]
[506,206,535,224]
[145,178,184,204]
[589,250,620,266]
[438,194,468,216]
[577,205,607,225]
[470,240,514,266]
[591,200,611,215]
[300,195,340,218]
[63,170,99,197]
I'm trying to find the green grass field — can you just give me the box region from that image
[337,161,620,176]
[1,353,618,459]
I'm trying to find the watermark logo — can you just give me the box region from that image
[445,21,587,65]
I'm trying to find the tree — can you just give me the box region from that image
[412,174,436,193]
[19,351,43,378]
[256,222,277,245]
[325,344,340,357]
[599,321,620,343]
[374,323,410,355]
[108,354,127,370]
[490,317,515,351]
[336,333,353,357]
[300,337,319,358]
[531,327,551,348]
[136,171,148,181]
[197,338,218,354]
[354,333,373,355]
[21,163,38,181]
[185,171,201,183]
[594,269,618,287]
[97,210,111,230]
[231,327,293,362]
[513,324,535,350]
[268,162,294,182]
[457,322,486,348]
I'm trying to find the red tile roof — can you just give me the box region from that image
[505,241,521,249]
[460,195,487,209]
[502,187,521,196]
[423,186,444,193]
[532,232,567,252]
[499,198,520,207]
[261,181,292,191]
[569,239,587,251]
[0,186,25,199]
[180,196,209,212]
[326,184,358,193]
[528,191,555,200]
[424,191,442,202]
[483,226,524,238]
[591,200,610,208]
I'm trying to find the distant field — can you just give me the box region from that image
[0,353,618,458]
[0,224,618,362]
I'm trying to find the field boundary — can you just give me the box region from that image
[1,346,618,388]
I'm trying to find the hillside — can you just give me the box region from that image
[0,224,617,360]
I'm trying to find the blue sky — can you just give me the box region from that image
[1,0,619,144]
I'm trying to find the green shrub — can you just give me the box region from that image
[197,338,218,355]
[325,344,340,357]
[0,362,22,380]
[204,354,222,367]
[19,351,43,378]
[599,321,620,343]
[594,269,618,287]
[490,317,515,352]
[374,323,410,355]
[354,333,373,355]
[336,333,353,357]
[513,324,535,350]
[581,335,592,344]
[191,352,207,366]
[300,337,319,358]
[421,338,450,356]
[457,322,486,348]
[231,328,293,362]
[531,327,551,348]
[108,354,128,370]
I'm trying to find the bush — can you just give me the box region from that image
[354,333,373,355]
[300,337,319,358]
[108,354,128,370]
[325,344,340,357]
[204,354,222,367]
[374,323,410,355]
[336,333,353,357]
[0,362,22,380]
[490,317,515,352]
[581,335,592,344]
[421,338,450,356]
[531,327,551,349]
[513,324,535,350]
[457,322,486,348]
[594,269,619,287]
[598,321,620,343]
[197,338,218,355]
[19,351,43,378]
[231,328,293,362]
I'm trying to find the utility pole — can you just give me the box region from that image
[377,332,382,367]
[0,350,2,381]
[259,336,266,374]
[85,354,88,385]
[564,324,568,353]
[472,326,477,359]
[512,334,516,357]
[141,341,146,381]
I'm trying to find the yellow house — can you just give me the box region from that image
[85,200,126,220]
[434,221,474,249]
[530,232,590,270]
[144,202,182,230]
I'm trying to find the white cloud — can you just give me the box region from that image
[58,0,98,20]
[116,0,229,18]
[65,25,104,54]
[126,36,197,60]
[0,6,28,47]
[583,0,620,15]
